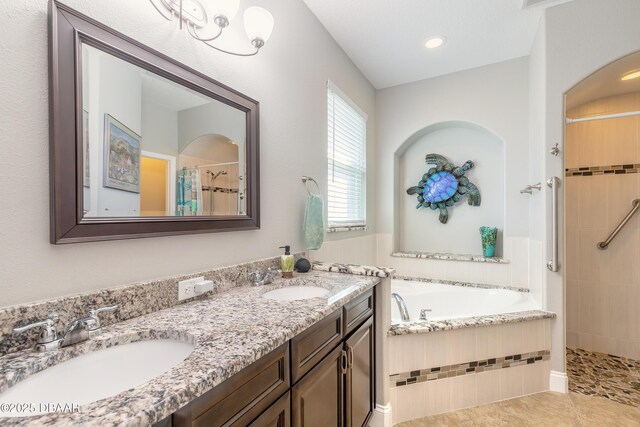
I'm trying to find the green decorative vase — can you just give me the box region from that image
[479,226,497,257]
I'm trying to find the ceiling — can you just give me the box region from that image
[303,0,572,89]
[566,51,640,110]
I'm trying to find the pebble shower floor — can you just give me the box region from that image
[566,347,640,407]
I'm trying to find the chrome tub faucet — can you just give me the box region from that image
[13,305,119,352]
[391,293,410,322]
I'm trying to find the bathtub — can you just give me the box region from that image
[390,279,539,323]
[387,278,553,424]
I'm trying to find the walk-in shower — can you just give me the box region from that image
[564,50,640,406]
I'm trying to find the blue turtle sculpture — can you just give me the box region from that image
[406,154,481,224]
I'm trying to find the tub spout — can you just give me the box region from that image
[391,293,410,322]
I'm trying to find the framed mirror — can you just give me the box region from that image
[49,1,259,244]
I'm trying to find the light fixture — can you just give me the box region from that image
[425,36,446,49]
[149,0,274,56]
[621,68,640,81]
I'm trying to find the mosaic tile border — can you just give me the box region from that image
[391,251,509,264]
[394,275,530,293]
[390,350,550,387]
[565,164,640,177]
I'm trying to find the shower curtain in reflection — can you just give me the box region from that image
[176,168,203,216]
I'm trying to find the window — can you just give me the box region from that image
[327,81,367,230]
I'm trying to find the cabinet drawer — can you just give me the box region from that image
[173,342,290,427]
[249,391,290,427]
[290,308,342,383]
[343,290,373,337]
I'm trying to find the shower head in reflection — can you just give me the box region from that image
[206,170,228,180]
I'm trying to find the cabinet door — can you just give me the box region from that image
[292,345,345,427]
[345,316,374,427]
[249,391,290,427]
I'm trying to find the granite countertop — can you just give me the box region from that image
[0,270,385,426]
[388,310,556,336]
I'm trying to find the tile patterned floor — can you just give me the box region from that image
[395,392,640,426]
[566,347,640,407]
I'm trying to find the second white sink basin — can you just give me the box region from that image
[263,286,330,301]
[0,339,194,417]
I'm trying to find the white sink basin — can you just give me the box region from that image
[263,286,330,301]
[0,339,194,417]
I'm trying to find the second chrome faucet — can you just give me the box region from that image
[13,305,119,352]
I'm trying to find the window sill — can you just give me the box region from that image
[327,225,368,233]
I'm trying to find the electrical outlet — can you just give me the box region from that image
[178,277,204,301]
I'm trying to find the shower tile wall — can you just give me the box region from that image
[565,92,640,360]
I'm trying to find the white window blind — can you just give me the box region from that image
[327,82,367,229]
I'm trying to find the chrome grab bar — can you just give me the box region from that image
[597,199,640,250]
[547,177,560,272]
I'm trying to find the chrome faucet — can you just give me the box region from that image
[249,267,282,286]
[13,305,119,352]
[391,293,410,322]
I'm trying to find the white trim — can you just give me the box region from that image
[327,80,368,120]
[368,403,392,427]
[141,150,177,215]
[549,370,569,393]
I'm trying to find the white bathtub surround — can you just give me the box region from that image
[388,319,552,424]
[378,234,535,295]
[390,280,539,323]
[391,251,509,264]
[309,234,378,266]
[394,276,529,293]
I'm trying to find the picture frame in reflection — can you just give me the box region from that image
[103,114,141,193]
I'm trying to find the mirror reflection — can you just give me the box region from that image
[81,43,246,218]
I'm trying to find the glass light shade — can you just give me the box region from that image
[210,0,240,21]
[244,7,274,43]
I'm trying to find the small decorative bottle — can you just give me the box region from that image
[279,245,295,278]
[479,226,497,257]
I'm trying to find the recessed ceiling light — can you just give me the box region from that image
[621,68,640,81]
[425,36,446,49]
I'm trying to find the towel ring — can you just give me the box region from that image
[302,176,321,195]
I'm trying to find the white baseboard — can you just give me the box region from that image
[369,403,392,427]
[549,370,568,393]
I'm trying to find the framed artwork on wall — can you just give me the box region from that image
[103,114,141,193]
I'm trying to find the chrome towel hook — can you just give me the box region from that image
[302,176,321,195]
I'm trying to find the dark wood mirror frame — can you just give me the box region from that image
[49,1,260,244]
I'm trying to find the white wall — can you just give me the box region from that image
[537,0,640,376]
[370,57,530,289]
[96,51,142,217]
[376,57,530,239]
[0,0,375,306]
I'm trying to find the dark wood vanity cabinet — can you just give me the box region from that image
[167,289,375,427]
[290,290,375,427]
[172,342,290,427]
[344,317,374,427]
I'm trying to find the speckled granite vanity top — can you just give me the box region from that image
[388,310,556,336]
[0,270,386,427]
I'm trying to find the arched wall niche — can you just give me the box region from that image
[394,121,506,255]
